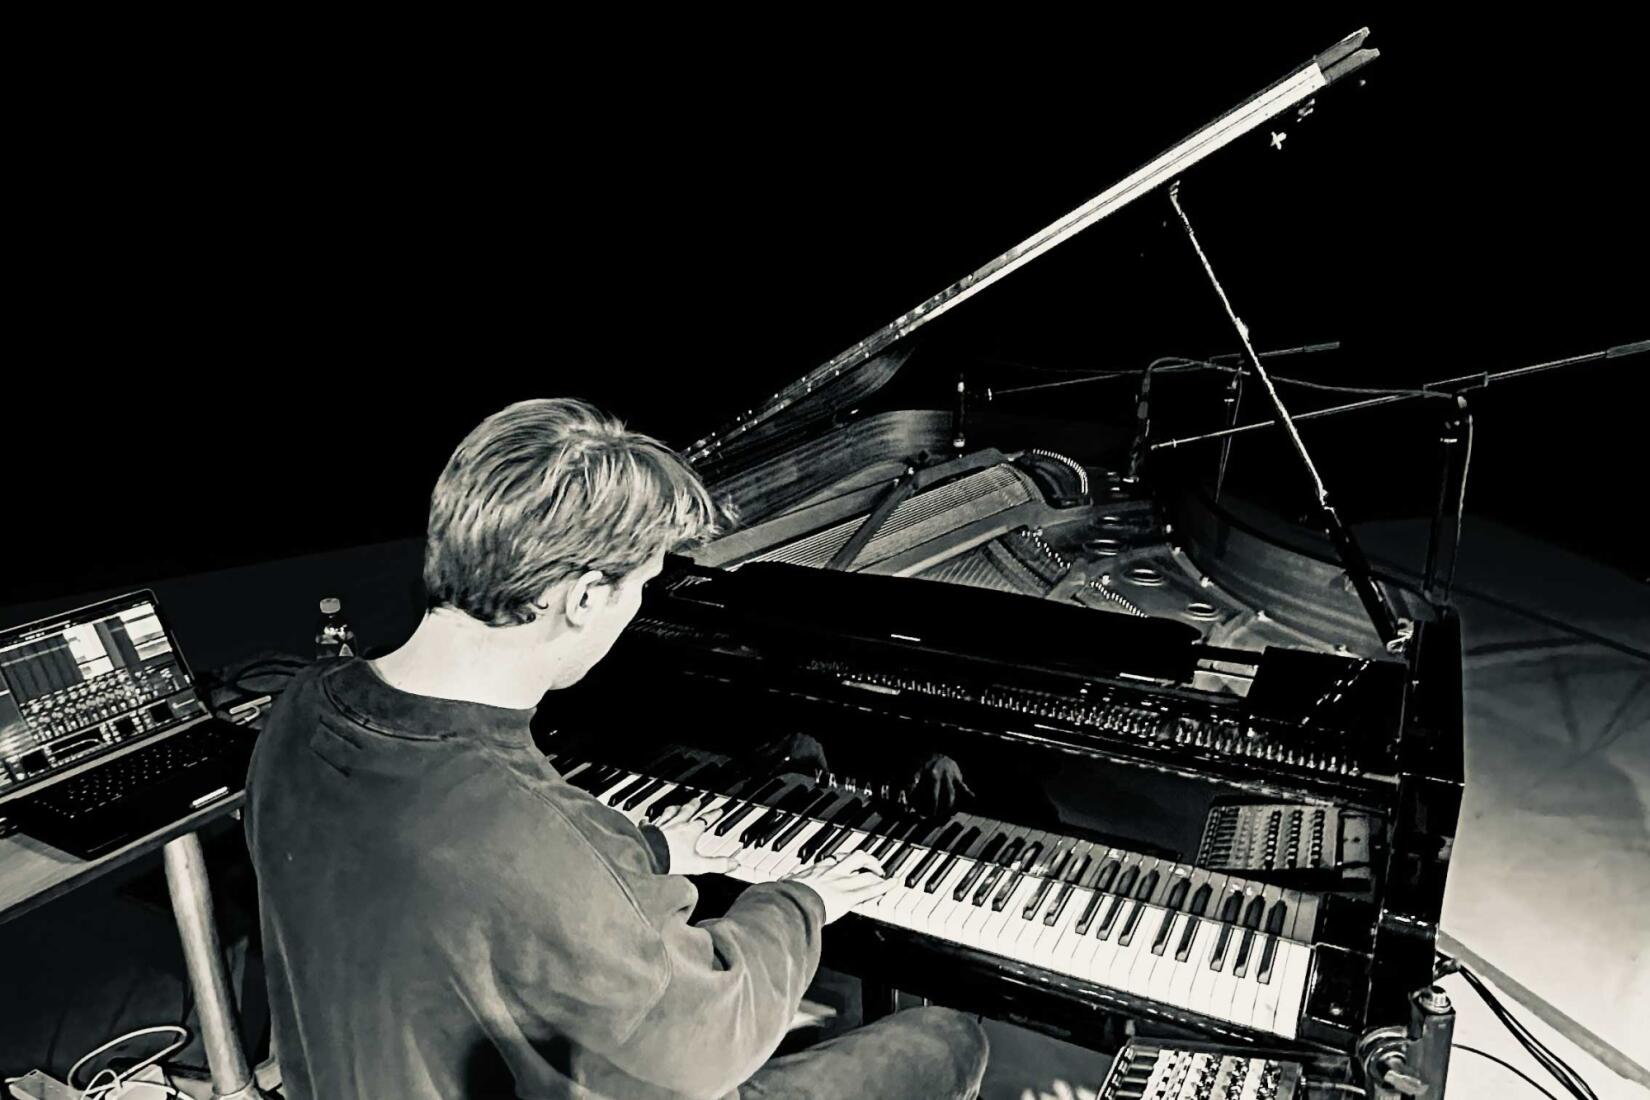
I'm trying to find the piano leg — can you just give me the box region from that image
[860,979,902,1023]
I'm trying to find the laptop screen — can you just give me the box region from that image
[0,592,208,799]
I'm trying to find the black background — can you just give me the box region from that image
[9,14,1646,605]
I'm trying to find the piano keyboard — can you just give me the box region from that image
[551,753,1322,1040]
[1096,1041,1303,1100]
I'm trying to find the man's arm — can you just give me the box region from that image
[465,783,826,1099]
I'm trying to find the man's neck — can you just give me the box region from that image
[370,609,563,711]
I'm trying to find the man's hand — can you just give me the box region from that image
[651,803,742,875]
[911,753,974,817]
[779,851,896,924]
[754,731,830,774]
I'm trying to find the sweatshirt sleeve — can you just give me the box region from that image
[460,775,827,1100]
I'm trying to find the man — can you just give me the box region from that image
[245,398,989,1099]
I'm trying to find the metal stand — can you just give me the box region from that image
[162,833,267,1100]
[859,979,902,1024]
[1422,396,1472,607]
[1357,986,1456,1099]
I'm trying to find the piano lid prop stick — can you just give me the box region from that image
[1167,181,1407,651]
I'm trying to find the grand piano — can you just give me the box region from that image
[541,29,1465,1099]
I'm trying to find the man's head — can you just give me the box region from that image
[423,398,718,683]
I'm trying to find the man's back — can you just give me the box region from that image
[246,658,826,1099]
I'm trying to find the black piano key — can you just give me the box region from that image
[783,817,834,859]
[871,815,921,858]
[1175,883,1214,961]
[645,763,718,819]
[814,805,873,862]
[645,787,697,820]
[1117,870,1160,946]
[1077,859,1126,936]
[593,764,634,793]
[1073,891,1107,937]
[713,800,761,836]
[1097,865,1140,939]
[621,776,668,810]
[885,820,945,877]
[1208,890,1246,972]
[1256,899,1291,985]
[559,760,598,788]
[570,763,620,792]
[1233,896,1266,977]
[1265,898,1289,936]
[925,826,983,892]
[903,822,963,887]
[606,771,656,807]
[1151,877,1192,954]
[1234,928,1258,978]
[971,836,1026,905]
[952,832,1008,900]
[1043,852,1094,925]
[804,799,871,862]
[751,786,820,845]
[990,841,1043,911]
[713,778,785,836]
[849,813,894,854]
[742,787,811,846]
[1022,847,1073,919]
[771,791,840,852]
[1175,920,1199,962]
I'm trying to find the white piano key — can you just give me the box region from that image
[1203,925,1245,1024]
[1033,890,1091,969]
[630,782,683,819]
[558,760,596,783]
[1142,911,1188,1006]
[913,859,976,927]
[593,770,640,802]
[1247,938,1286,1035]
[1270,940,1312,1040]
[1225,936,1265,1031]
[973,875,1039,947]
[1120,904,1175,995]
[1169,919,1216,1012]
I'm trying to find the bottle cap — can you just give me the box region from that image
[320,597,342,615]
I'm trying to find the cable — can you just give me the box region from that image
[1435,954,1598,1100]
[79,1067,120,1099]
[1456,1044,1561,1100]
[85,1082,188,1100]
[65,1025,189,1099]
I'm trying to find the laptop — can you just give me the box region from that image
[0,590,259,858]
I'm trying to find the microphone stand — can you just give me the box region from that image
[1149,341,1648,452]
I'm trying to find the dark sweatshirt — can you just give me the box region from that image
[245,659,825,1099]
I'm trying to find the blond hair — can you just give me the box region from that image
[424,398,718,626]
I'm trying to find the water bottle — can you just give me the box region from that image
[316,597,357,659]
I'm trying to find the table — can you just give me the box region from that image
[1,799,267,1099]
[2,538,427,1098]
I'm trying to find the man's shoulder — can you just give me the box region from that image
[475,745,657,870]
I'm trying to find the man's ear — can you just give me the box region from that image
[562,570,609,627]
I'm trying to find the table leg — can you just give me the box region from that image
[162,831,266,1100]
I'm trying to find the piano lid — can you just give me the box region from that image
[682,29,1379,476]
